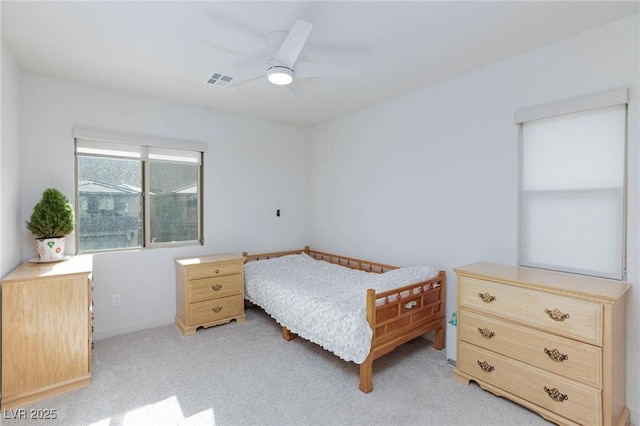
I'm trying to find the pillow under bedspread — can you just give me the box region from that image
[243,253,437,364]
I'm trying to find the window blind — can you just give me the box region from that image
[73,128,205,164]
[76,139,202,164]
[517,90,627,280]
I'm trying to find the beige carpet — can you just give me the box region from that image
[3,308,552,425]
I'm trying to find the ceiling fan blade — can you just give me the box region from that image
[275,19,313,68]
[294,61,358,78]
[226,74,266,88]
[287,83,308,99]
[199,39,265,66]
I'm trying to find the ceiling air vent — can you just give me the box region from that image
[205,72,236,88]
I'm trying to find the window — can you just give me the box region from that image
[516,89,627,280]
[74,129,205,253]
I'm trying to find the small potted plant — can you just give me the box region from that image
[26,188,75,261]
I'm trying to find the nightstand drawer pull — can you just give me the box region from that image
[476,360,495,373]
[545,308,570,321]
[212,306,223,313]
[544,348,568,362]
[215,269,220,274]
[478,292,496,303]
[211,284,223,291]
[544,386,568,402]
[477,327,495,339]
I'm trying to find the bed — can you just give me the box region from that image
[242,246,446,393]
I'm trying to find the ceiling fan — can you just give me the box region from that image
[207,19,357,88]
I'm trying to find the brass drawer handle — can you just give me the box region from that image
[477,327,495,339]
[544,386,568,402]
[212,306,223,313]
[215,269,220,274]
[478,292,496,303]
[211,284,223,291]
[545,308,570,321]
[477,360,495,373]
[544,348,568,362]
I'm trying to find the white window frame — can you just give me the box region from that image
[515,88,628,280]
[74,128,206,252]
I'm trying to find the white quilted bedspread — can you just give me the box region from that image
[243,253,437,364]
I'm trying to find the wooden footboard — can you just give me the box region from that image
[243,246,446,393]
[360,271,446,393]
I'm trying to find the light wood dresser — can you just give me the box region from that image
[1,255,93,409]
[175,253,246,336]
[453,262,629,426]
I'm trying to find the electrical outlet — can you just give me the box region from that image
[112,294,121,307]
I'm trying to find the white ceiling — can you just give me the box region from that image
[2,1,638,127]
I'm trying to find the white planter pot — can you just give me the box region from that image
[35,237,66,261]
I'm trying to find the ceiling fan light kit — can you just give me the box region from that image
[267,66,294,85]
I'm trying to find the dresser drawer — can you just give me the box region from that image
[187,262,242,280]
[189,294,244,325]
[189,275,242,303]
[459,342,601,426]
[459,308,602,388]
[459,276,603,345]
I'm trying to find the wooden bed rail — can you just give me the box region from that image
[243,246,397,273]
[306,249,396,273]
[243,247,307,262]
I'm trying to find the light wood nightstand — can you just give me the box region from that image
[175,253,246,336]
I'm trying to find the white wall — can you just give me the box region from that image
[19,74,310,339]
[1,43,22,277]
[1,40,24,394]
[309,14,640,421]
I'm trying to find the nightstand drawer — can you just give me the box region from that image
[459,276,603,345]
[187,262,242,280]
[189,275,242,303]
[459,342,601,426]
[459,308,601,388]
[189,294,244,325]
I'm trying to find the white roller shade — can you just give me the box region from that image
[518,98,627,280]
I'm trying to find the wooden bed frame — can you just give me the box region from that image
[243,246,446,393]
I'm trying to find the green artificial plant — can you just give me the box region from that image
[25,188,75,239]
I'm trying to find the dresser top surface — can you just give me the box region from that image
[454,262,629,302]
[2,254,93,283]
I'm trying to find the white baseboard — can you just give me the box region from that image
[630,408,638,426]
[93,317,174,341]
